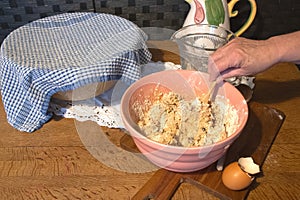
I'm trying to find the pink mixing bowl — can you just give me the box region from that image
[120,70,248,172]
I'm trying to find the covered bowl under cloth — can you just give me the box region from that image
[0,12,151,132]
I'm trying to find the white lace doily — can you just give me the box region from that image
[48,61,181,128]
[48,61,254,129]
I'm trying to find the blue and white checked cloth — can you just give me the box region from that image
[0,12,151,132]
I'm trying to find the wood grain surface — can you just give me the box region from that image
[0,41,299,199]
[121,101,285,200]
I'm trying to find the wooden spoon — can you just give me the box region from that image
[203,80,217,103]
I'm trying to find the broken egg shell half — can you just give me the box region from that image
[221,161,254,190]
[222,157,260,191]
[238,157,260,174]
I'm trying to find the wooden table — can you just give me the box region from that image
[0,41,299,199]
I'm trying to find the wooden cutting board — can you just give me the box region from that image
[120,102,285,200]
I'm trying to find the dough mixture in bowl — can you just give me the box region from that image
[134,91,239,147]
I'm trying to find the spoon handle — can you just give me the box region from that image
[203,81,217,103]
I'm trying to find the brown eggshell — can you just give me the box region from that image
[222,162,253,190]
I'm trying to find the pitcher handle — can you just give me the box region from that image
[228,0,257,36]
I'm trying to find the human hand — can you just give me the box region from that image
[208,37,279,81]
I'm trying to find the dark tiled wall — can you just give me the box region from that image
[1,0,300,43]
[0,0,189,43]
[0,0,95,43]
[95,0,189,30]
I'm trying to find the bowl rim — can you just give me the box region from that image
[120,70,249,151]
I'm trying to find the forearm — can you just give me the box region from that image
[268,31,300,64]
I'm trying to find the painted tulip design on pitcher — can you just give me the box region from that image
[185,0,225,26]
[205,0,225,26]
[193,0,205,24]
[183,0,257,37]
[184,0,205,25]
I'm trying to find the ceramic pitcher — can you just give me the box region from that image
[183,0,257,36]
